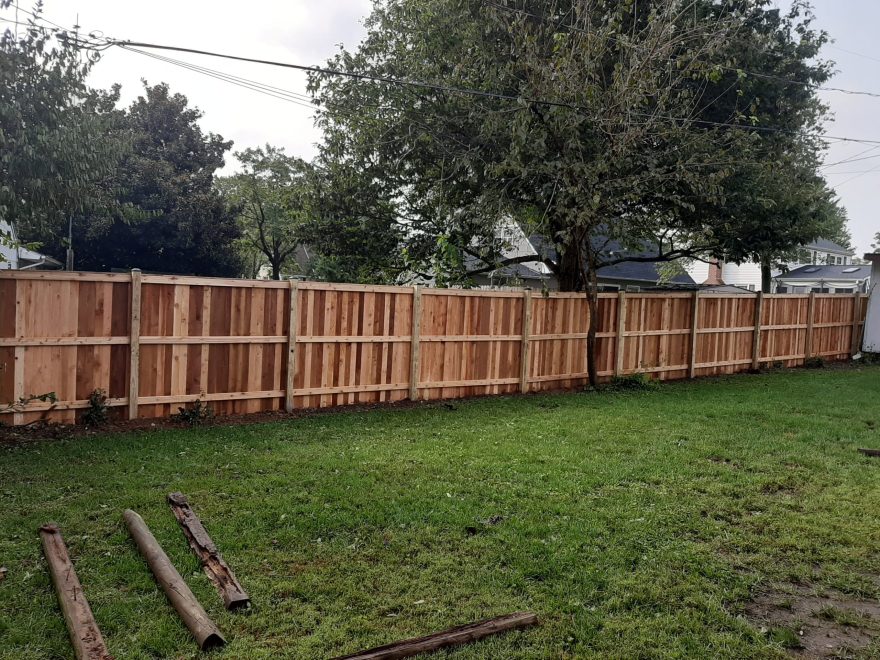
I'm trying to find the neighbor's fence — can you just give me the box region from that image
[0,271,867,425]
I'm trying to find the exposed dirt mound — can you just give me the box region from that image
[745,584,880,658]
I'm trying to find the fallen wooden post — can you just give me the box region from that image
[39,524,114,660]
[167,492,250,610]
[334,611,538,659]
[858,448,880,457]
[122,509,226,650]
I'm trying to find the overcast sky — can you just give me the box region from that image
[22,0,880,255]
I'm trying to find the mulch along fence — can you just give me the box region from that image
[0,270,868,426]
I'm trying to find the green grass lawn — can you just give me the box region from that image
[1,367,879,659]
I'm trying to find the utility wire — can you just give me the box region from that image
[482,1,880,99]
[107,39,880,146]
[15,4,880,147]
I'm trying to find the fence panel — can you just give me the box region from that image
[0,271,868,426]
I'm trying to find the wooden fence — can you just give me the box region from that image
[0,271,868,426]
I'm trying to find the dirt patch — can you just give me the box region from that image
[745,584,880,657]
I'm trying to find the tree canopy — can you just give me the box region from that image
[28,83,241,276]
[310,0,848,384]
[0,5,123,252]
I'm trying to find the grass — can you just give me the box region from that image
[1,366,879,659]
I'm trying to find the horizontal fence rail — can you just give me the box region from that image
[0,271,868,425]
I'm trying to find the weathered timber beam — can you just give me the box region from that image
[122,509,226,650]
[167,492,250,610]
[858,448,880,457]
[39,524,113,660]
[334,611,538,659]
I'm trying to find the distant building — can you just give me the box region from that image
[0,221,62,270]
[686,239,856,292]
[773,264,871,294]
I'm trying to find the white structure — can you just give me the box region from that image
[0,221,61,270]
[685,239,856,292]
[862,253,880,353]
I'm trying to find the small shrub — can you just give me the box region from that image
[172,399,213,426]
[804,356,825,369]
[606,373,656,392]
[82,389,109,426]
[860,352,880,365]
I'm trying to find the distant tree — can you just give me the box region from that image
[29,83,241,275]
[873,232,880,252]
[0,4,124,254]
[219,146,310,280]
[296,160,404,284]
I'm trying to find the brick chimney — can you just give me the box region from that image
[703,260,725,286]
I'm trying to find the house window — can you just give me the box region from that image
[776,286,788,293]
[836,288,854,294]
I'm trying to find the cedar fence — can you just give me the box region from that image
[0,270,868,426]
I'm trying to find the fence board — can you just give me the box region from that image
[0,271,868,425]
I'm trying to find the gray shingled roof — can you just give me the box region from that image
[805,238,854,254]
[777,264,871,280]
[527,235,695,285]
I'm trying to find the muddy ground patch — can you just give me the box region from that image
[745,584,880,657]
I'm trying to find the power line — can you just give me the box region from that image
[482,0,880,99]
[830,162,880,187]
[120,46,319,111]
[821,144,880,169]
[107,39,880,146]
[828,43,880,65]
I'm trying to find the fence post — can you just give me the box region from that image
[614,291,627,376]
[409,286,422,401]
[285,280,299,413]
[519,289,532,393]
[751,291,764,371]
[804,292,816,360]
[12,281,24,426]
[851,290,862,356]
[128,269,142,420]
[688,290,700,379]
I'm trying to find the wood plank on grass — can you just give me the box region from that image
[39,524,113,660]
[335,611,538,660]
[167,492,250,610]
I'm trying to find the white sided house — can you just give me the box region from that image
[0,221,61,270]
[686,239,857,293]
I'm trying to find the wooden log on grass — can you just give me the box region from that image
[858,448,880,457]
[334,611,538,660]
[167,492,250,610]
[39,524,113,660]
[122,509,225,650]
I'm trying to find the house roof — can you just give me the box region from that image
[805,238,854,255]
[775,264,871,281]
[527,235,695,285]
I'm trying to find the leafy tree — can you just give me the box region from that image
[311,0,844,385]
[296,160,404,284]
[872,232,880,253]
[219,146,310,280]
[29,83,241,275]
[0,3,123,254]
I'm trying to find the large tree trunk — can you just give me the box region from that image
[760,258,772,293]
[558,238,600,389]
[585,265,600,389]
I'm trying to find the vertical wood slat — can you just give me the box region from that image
[285,280,298,412]
[519,289,532,393]
[851,291,862,355]
[614,291,626,376]
[128,269,142,420]
[409,286,422,401]
[804,292,816,360]
[688,290,700,379]
[751,292,764,370]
